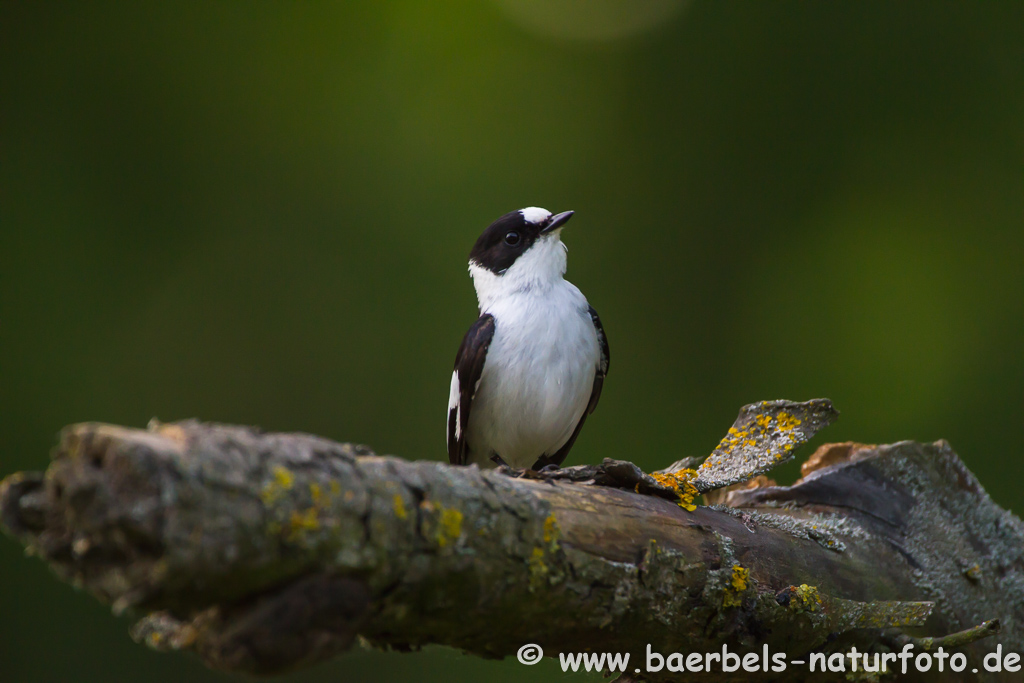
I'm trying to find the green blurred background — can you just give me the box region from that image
[2,1,1022,681]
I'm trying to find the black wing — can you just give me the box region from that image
[447,314,496,465]
[535,305,610,469]
[585,305,610,415]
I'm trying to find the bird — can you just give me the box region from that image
[447,207,609,470]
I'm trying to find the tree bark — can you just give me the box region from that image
[1,400,1021,681]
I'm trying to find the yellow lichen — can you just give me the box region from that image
[776,411,802,432]
[650,469,699,512]
[730,564,749,591]
[436,507,463,547]
[393,494,408,520]
[543,514,560,544]
[330,481,342,496]
[755,414,772,428]
[287,507,320,540]
[260,466,296,505]
[310,482,322,504]
[723,564,749,607]
[528,547,548,590]
[273,466,294,488]
[789,584,822,613]
[711,424,761,458]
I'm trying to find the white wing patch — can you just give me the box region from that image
[519,206,551,225]
[448,370,461,442]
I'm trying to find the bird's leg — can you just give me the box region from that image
[530,454,561,472]
[490,454,537,480]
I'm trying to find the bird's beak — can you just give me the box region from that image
[541,210,574,234]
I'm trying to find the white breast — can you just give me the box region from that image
[466,281,599,468]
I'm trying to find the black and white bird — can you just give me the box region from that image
[447,207,609,470]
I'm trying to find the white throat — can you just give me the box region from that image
[469,233,568,311]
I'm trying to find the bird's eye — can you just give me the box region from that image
[504,231,521,246]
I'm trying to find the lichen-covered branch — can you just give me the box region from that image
[1,401,1022,681]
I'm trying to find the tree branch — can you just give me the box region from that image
[2,401,1021,681]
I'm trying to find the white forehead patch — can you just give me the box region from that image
[519,207,551,225]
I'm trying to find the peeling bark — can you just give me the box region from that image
[1,401,1022,681]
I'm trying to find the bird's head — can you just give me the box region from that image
[467,207,574,305]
